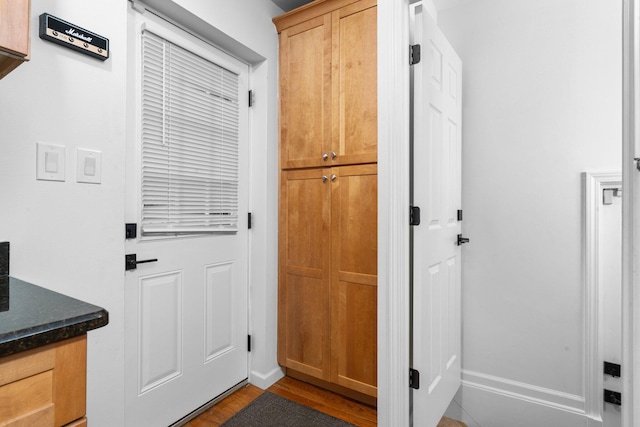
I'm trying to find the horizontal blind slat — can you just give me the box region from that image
[141,30,240,234]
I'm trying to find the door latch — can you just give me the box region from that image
[125,254,158,271]
[456,234,470,246]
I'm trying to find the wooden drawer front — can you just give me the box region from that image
[0,347,55,387]
[0,371,54,426]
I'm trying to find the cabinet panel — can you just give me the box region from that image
[279,169,332,380]
[53,336,87,427]
[331,164,377,396]
[276,0,378,401]
[0,0,30,80]
[279,16,332,169]
[0,371,53,424]
[0,335,87,427]
[332,1,377,166]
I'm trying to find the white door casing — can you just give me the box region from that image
[411,4,463,426]
[124,8,250,426]
[585,172,623,426]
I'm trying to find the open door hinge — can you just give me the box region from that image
[248,212,252,229]
[409,368,420,389]
[604,361,621,377]
[457,210,463,221]
[247,335,252,352]
[410,206,421,226]
[248,90,255,107]
[604,389,621,406]
[410,44,421,65]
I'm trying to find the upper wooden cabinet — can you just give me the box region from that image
[274,0,377,169]
[0,0,30,80]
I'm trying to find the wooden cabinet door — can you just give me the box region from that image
[279,15,332,170]
[331,1,377,166]
[330,164,377,397]
[278,169,332,380]
[0,0,30,80]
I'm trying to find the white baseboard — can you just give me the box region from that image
[249,366,285,390]
[453,370,603,427]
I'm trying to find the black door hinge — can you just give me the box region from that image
[604,361,621,377]
[604,389,621,406]
[410,44,421,65]
[249,90,255,107]
[125,223,137,239]
[248,212,252,229]
[410,206,421,226]
[409,368,420,389]
[248,335,252,352]
[457,210,463,221]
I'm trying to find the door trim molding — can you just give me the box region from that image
[584,171,622,422]
[622,1,639,426]
[462,370,586,414]
[378,0,411,425]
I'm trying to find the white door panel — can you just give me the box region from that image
[412,4,463,426]
[125,7,249,426]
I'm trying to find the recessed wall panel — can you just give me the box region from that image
[431,41,443,90]
[205,262,235,361]
[139,271,183,394]
[429,106,443,228]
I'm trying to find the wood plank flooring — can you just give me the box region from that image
[185,376,465,427]
[185,376,376,427]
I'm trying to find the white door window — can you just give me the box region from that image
[140,30,241,234]
[124,8,249,426]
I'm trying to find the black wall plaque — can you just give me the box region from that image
[39,14,109,61]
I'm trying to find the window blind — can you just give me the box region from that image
[141,30,240,234]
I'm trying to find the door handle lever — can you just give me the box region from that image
[125,254,158,271]
[456,234,470,246]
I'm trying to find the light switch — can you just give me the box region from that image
[37,142,66,181]
[77,148,102,184]
[45,152,59,173]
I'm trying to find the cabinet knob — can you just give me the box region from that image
[322,175,328,182]
[331,152,337,159]
[331,174,337,181]
[322,153,329,161]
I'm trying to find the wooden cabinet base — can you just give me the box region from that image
[285,369,377,408]
[63,417,87,427]
[0,335,87,427]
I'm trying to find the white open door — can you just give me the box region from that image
[124,7,249,426]
[411,4,463,426]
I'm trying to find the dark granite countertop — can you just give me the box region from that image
[0,276,108,357]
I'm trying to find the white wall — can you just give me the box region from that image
[0,0,282,426]
[0,1,128,425]
[436,1,622,425]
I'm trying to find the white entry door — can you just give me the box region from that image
[411,4,463,427]
[124,8,249,426]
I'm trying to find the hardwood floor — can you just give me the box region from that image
[185,376,466,427]
[185,376,375,427]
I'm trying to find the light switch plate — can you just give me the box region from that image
[36,142,66,181]
[77,148,102,184]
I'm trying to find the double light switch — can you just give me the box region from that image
[36,142,102,184]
